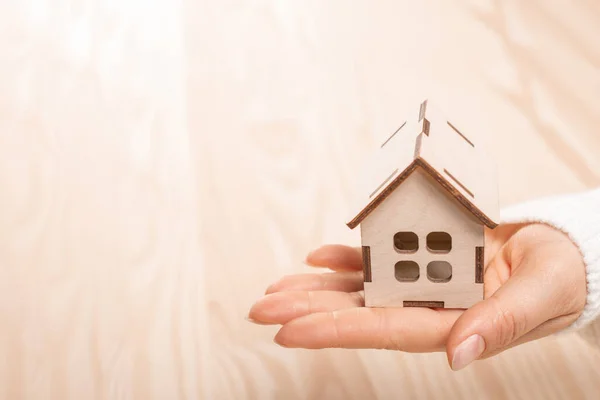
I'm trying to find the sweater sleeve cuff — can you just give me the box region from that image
[500,188,600,331]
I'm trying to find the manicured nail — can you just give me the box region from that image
[452,334,485,371]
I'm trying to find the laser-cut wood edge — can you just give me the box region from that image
[403,301,445,308]
[418,100,428,121]
[362,246,372,283]
[422,118,430,136]
[476,246,484,284]
[447,121,475,147]
[416,158,497,229]
[381,121,407,148]
[369,168,399,198]
[347,157,498,230]
[414,133,423,159]
[347,162,419,229]
[444,168,475,198]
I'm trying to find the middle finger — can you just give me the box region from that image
[266,271,364,294]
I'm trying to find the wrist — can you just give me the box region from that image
[500,189,600,330]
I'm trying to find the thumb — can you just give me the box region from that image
[445,240,562,371]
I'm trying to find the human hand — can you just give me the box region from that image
[248,223,587,370]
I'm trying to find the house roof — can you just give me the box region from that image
[347,100,499,230]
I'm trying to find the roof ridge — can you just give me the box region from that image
[414,133,423,160]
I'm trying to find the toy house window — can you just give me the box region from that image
[427,261,452,283]
[394,232,418,253]
[395,261,419,282]
[427,232,452,253]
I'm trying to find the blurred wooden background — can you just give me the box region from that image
[0,0,599,399]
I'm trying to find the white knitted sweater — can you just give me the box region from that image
[501,188,600,347]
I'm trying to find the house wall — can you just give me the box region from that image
[360,167,484,308]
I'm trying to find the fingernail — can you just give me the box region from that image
[305,249,317,263]
[452,334,485,371]
[273,334,289,348]
[265,284,276,294]
[246,316,268,325]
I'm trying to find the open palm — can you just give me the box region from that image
[249,223,586,370]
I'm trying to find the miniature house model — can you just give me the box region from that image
[347,100,499,309]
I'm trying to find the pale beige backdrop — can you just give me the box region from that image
[0,0,599,399]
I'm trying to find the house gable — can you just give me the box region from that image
[360,167,484,249]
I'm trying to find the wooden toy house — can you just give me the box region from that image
[347,100,499,309]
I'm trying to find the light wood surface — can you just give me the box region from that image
[1,1,600,399]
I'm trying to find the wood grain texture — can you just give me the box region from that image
[0,0,599,399]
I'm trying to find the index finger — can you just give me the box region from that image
[305,245,363,271]
[275,307,463,352]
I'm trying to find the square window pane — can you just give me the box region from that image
[394,232,418,253]
[427,232,452,253]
